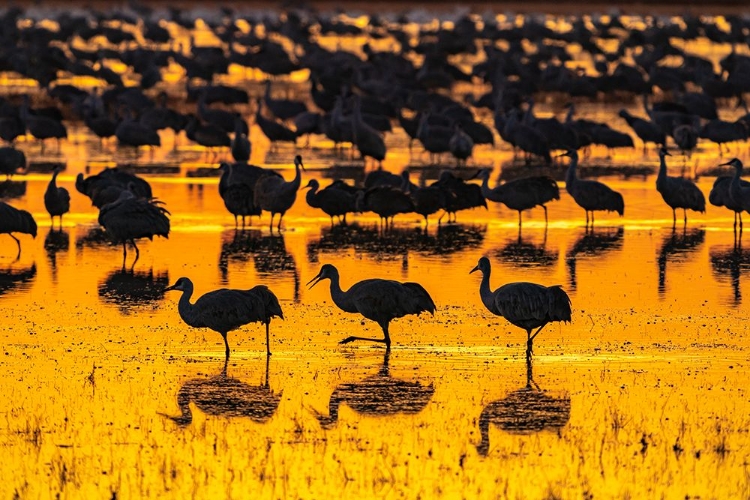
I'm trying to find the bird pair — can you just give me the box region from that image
[165,258,572,360]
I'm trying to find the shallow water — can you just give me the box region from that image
[3,8,750,500]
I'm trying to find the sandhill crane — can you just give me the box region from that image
[20,97,67,152]
[217,162,264,228]
[307,264,435,348]
[618,109,665,151]
[313,350,434,428]
[255,98,298,150]
[709,165,750,233]
[115,114,160,151]
[263,80,307,120]
[503,110,551,164]
[470,257,571,355]
[352,97,386,166]
[402,170,446,226]
[230,118,251,162]
[719,158,750,233]
[700,119,748,154]
[165,277,283,359]
[254,155,305,232]
[305,179,359,225]
[478,168,559,226]
[98,189,170,265]
[358,185,415,229]
[0,147,26,179]
[44,167,69,229]
[562,149,624,226]
[432,171,487,223]
[672,124,698,156]
[76,168,152,209]
[449,123,474,166]
[0,201,37,258]
[655,147,706,226]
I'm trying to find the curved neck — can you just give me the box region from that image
[731,164,743,193]
[657,154,668,181]
[326,271,353,312]
[565,154,578,187]
[305,184,318,205]
[176,283,199,327]
[477,269,495,313]
[290,162,303,190]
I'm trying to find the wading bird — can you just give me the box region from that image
[44,167,70,229]
[477,168,559,226]
[470,257,571,355]
[165,277,283,359]
[562,149,624,227]
[655,147,705,227]
[97,189,170,265]
[710,158,750,233]
[307,264,435,348]
[0,201,37,258]
[254,155,304,232]
[721,158,750,232]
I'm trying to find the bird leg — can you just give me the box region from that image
[265,322,272,356]
[543,206,548,226]
[340,321,391,347]
[221,332,230,360]
[277,214,283,232]
[268,213,275,233]
[585,210,589,228]
[517,210,522,228]
[672,209,677,228]
[683,209,688,227]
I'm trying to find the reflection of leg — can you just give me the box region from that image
[10,234,21,259]
[222,333,230,360]
[265,322,272,356]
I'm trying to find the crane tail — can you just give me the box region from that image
[547,285,572,322]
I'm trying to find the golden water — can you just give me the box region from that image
[2,11,750,500]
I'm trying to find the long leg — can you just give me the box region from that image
[543,205,548,226]
[517,210,522,228]
[339,321,391,347]
[672,208,677,228]
[131,240,140,268]
[683,208,687,227]
[266,322,271,356]
[277,213,283,232]
[221,332,230,360]
[268,213,275,233]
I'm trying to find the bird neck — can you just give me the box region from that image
[480,173,501,200]
[564,155,578,187]
[48,171,59,192]
[305,184,319,206]
[326,272,352,311]
[176,284,199,327]
[730,164,743,197]
[290,161,303,190]
[477,269,496,313]
[657,154,668,181]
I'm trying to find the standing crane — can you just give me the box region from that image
[165,277,283,359]
[655,147,705,227]
[709,159,750,233]
[254,155,305,232]
[477,168,559,226]
[0,201,37,258]
[562,149,624,227]
[307,264,436,348]
[470,257,571,356]
[720,158,750,233]
[44,167,70,229]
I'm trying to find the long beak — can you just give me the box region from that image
[719,161,732,166]
[556,152,569,158]
[164,284,178,292]
[469,265,479,274]
[306,273,323,289]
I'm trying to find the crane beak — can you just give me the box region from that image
[164,283,179,292]
[306,272,323,289]
[719,161,732,166]
[469,265,479,274]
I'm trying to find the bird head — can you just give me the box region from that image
[470,257,491,275]
[557,149,577,159]
[165,277,191,292]
[617,109,629,119]
[307,264,336,289]
[294,155,306,171]
[305,179,319,190]
[659,147,671,157]
[719,158,743,170]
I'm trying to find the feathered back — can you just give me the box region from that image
[0,201,37,237]
[546,285,572,322]
[402,282,436,315]
[248,285,284,322]
[98,194,170,242]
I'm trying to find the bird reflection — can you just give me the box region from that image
[494,229,557,269]
[710,244,750,305]
[657,228,705,296]
[0,262,36,297]
[476,356,570,456]
[306,223,486,264]
[75,225,112,253]
[313,350,435,429]
[219,229,299,301]
[161,357,281,427]
[97,266,169,313]
[0,180,26,200]
[44,228,69,284]
[566,227,624,291]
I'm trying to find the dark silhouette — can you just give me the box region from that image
[0,201,37,258]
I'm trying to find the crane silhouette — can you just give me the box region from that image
[305,179,359,226]
[478,168,559,226]
[254,155,305,232]
[562,149,624,227]
[709,159,750,234]
[655,147,705,227]
[313,350,434,428]
[470,257,571,355]
[160,357,281,427]
[307,264,435,348]
[44,167,69,229]
[97,189,170,266]
[0,200,37,258]
[165,277,283,359]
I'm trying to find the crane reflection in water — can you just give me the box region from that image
[710,243,750,306]
[97,266,170,314]
[313,350,434,429]
[0,262,36,298]
[44,228,69,285]
[657,227,706,297]
[566,227,625,291]
[160,357,281,427]
[476,355,571,457]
